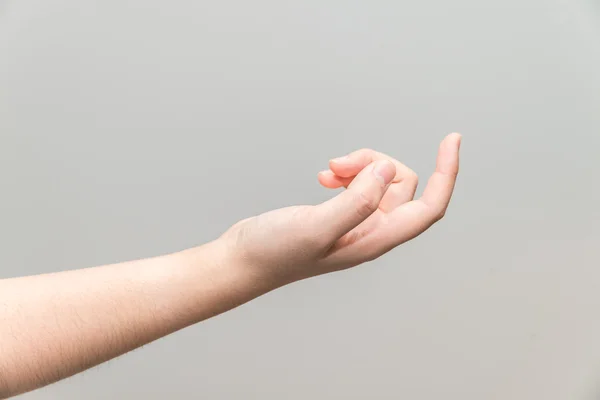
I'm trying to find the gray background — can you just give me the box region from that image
[1,0,599,399]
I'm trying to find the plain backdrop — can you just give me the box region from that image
[1,1,599,399]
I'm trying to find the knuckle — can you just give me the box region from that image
[351,148,374,160]
[363,249,380,263]
[404,169,419,187]
[409,170,419,184]
[354,191,378,218]
[434,207,447,222]
[360,243,387,263]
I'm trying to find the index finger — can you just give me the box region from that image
[417,132,461,220]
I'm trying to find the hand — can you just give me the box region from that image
[218,133,461,287]
[0,135,462,397]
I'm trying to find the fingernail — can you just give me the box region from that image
[450,132,462,147]
[373,161,395,185]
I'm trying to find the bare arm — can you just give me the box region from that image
[0,241,272,398]
[0,134,461,398]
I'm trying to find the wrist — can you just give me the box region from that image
[202,238,288,293]
[172,239,282,321]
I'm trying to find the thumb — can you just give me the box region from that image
[314,159,396,242]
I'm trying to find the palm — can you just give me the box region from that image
[332,206,384,249]
[228,135,460,276]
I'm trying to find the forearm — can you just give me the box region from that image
[0,240,271,398]
[0,138,461,398]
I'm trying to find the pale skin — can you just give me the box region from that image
[0,133,461,398]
